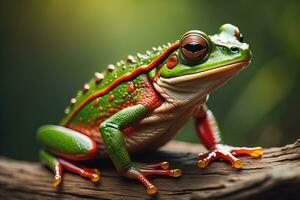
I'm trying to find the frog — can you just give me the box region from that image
[37,24,263,195]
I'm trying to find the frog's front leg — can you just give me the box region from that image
[194,104,263,169]
[100,104,182,195]
[37,125,100,186]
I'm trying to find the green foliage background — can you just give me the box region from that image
[1,0,299,161]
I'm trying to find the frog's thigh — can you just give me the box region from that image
[37,125,98,160]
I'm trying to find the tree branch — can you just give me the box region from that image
[0,139,300,200]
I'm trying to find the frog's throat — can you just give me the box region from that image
[62,41,180,126]
[154,60,250,106]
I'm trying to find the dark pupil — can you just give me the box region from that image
[183,41,205,53]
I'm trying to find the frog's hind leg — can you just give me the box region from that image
[39,150,100,186]
[194,105,263,169]
[39,150,63,186]
[37,125,100,187]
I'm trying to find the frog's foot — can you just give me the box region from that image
[52,159,101,187]
[40,150,100,187]
[198,144,263,169]
[123,162,182,195]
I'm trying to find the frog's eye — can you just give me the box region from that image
[180,32,210,64]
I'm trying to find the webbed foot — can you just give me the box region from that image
[198,144,263,169]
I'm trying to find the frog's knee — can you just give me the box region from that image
[37,125,98,160]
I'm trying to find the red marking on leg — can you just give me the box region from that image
[59,159,100,182]
[195,107,221,149]
[59,159,83,175]
[88,139,98,158]
[63,41,179,126]
[48,150,96,161]
[48,139,98,161]
[195,117,217,149]
[194,105,207,119]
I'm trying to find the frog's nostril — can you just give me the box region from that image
[230,46,239,53]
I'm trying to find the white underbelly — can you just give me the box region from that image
[96,96,205,157]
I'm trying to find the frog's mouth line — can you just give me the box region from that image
[161,60,250,84]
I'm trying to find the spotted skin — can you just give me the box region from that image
[60,42,177,126]
[37,24,263,195]
[67,75,163,150]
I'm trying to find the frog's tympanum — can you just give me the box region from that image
[37,24,263,195]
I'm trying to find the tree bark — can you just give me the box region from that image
[0,139,300,200]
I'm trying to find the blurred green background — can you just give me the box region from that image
[1,0,299,161]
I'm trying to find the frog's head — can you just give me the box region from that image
[155,24,251,104]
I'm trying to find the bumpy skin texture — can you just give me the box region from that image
[64,75,162,151]
[37,24,263,195]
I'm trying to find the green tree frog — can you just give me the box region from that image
[37,24,263,195]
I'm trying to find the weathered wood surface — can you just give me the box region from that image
[0,139,300,200]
